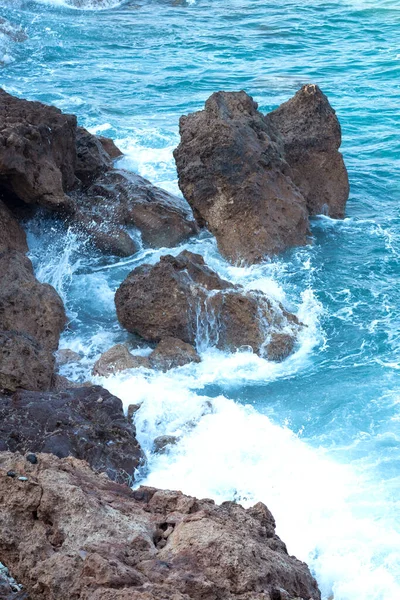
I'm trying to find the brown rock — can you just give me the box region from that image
[0,386,143,483]
[75,127,113,186]
[0,251,66,352]
[74,169,199,250]
[150,337,201,371]
[153,435,179,454]
[55,348,81,366]
[98,135,123,159]
[74,211,140,257]
[0,331,54,393]
[0,199,28,254]
[174,85,348,264]
[0,452,321,600]
[0,88,77,211]
[115,251,300,359]
[92,344,151,377]
[266,84,349,217]
[174,90,309,264]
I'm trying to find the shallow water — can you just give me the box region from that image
[1,1,400,598]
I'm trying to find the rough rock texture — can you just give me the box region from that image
[75,127,112,186]
[153,434,179,454]
[150,337,201,371]
[115,251,300,359]
[266,84,349,218]
[0,331,54,393]
[0,386,143,483]
[98,135,123,159]
[0,563,27,600]
[0,88,77,211]
[0,200,28,253]
[55,348,82,366]
[0,251,66,352]
[92,344,150,377]
[174,85,349,264]
[0,452,321,600]
[73,169,199,251]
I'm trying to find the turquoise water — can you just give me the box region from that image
[1,1,400,598]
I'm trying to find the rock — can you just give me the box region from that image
[0,88,77,211]
[0,331,55,393]
[0,200,28,253]
[55,348,81,366]
[51,375,92,392]
[0,452,321,600]
[98,135,123,159]
[115,250,230,344]
[0,251,66,352]
[150,337,201,371]
[0,386,143,483]
[92,344,151,377]
[266,84,349,218]
[208,290,299,360]
[174,86,348,264]
[75,127,112,186]
[127,403,141,422]
[0,18,28,43]
[73,212,140,257]
[115,251,300,359]
[74,169,199,250]
[0,562,27,600]
[153,434,179,454]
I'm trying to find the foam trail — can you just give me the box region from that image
[32,0,124,10]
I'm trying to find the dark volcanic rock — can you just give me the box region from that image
[0,331,55,393]
[0,88,77,211]
[115,251,300,359]
[174,85,349,264]
[266,84,349,218]
[98,135,123,159]
[74,169,199,251]
[0,386,143,483]
[150,337,201,371]
[0,200,28,253]
[0,452,321,600]
[0,251,66,352]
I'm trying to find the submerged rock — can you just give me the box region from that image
[92,344,151,376]
[0,386,143,483]
[0,452,321,600]
[174,85,349,264]
[153,434,179,453]
[150,337,201,371]
[115,250,300,359]
[0,18,28,44]
[55,348,81,366]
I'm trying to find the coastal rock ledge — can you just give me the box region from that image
[0,452,320,600]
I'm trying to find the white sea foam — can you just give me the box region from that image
[32,0,124,10]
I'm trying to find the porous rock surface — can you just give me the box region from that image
[115,250,300,360]
[0,251,66,353]
[150,337,201,371]
[0,386,143,483]
[174,84,349,264]
[0,200,28,253]
[92,344,150,377]
[0,452,321,600]
[0,88,77,211]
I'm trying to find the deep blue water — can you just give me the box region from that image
[1,1,399,598]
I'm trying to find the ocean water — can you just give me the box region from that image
[1,1,399,598]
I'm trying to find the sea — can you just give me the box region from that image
[0,1,399,598]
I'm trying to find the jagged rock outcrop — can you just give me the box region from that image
[0,89,198,257]
[0,251,66,352]
[0,386,143,483]
[0,88,77,211]
[0,452,321,600]
[115,250,300,360]
[266,84,349,218]
[174,85,349,264]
